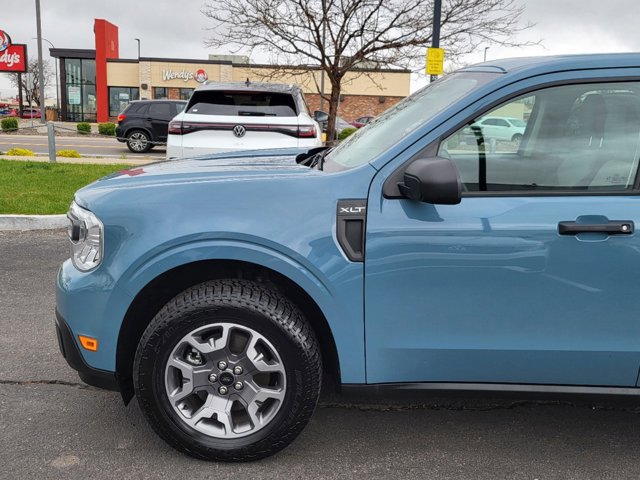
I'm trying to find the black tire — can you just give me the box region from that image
[133,279,322,462]
[511,133,523,146]
[126,129,152,153]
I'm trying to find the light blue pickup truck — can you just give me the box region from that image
[56,53,640,461]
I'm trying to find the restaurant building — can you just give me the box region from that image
[50,19,411,123]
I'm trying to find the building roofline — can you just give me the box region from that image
[107,58,139,64]
[49,48,96,59]
[137,57,233,65]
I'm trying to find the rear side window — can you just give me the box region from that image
[186,91,298,117]
[126,103,148,115]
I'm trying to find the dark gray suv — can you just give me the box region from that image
[115,100,186,153]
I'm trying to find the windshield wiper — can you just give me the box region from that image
[296,146,331,170]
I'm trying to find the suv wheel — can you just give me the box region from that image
[133,279,322,461]
[126,130,152,153]
[511,133,523,146]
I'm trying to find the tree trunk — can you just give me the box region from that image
[326,81,342,147]
[17,73,23,117]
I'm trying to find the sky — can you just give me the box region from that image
[1,0,639,98]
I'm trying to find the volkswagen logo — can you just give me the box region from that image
[233,125,246,138]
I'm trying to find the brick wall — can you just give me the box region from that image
[304,94,403,122]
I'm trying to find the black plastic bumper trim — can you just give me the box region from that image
[55,310,120,392]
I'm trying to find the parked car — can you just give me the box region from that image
[115,100,186,153]
[166,82,322,159]
[464,115,526,144]
[350,115,374,128]
[0,107,17,116]
[57,53,640,462]
[317,113,354,138]
[21,107,41,119]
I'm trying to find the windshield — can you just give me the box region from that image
[324,72,499,170]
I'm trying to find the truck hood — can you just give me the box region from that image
[79,148,319,193]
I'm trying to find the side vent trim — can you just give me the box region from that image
[336,199,367,262]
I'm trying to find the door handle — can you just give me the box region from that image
[558,220,634,235]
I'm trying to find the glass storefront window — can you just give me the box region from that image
[109,87,140,116]
[82,59,96,85]
[65,59,82,84]
[179,88,194,100]
[63,58,97,122]
[154,87,168,99]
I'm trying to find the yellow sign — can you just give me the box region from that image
[426,48,445,75]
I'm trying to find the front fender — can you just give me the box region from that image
[59,236,365,383]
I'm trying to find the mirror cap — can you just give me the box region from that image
[399,157,462,205]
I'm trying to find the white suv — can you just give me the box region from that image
[166,82,323,159]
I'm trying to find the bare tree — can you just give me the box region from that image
[203,0,536,142]
[8,59,53,107]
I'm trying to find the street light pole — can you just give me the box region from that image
[430,0,442,83]
[33,37,58,114]
[484,46,490,62]
[35,0,46,124]
[135,38,141,59]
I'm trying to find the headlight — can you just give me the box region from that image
[67,201,103,272]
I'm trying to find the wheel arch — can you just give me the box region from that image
[116,259,341,403]
[124,126,153,140]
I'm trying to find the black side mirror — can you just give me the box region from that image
[314,110,329,123]
[398,157,462,205]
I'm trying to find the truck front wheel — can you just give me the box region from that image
[133,279,322,461]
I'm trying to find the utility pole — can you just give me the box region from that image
[35,37,58,113]
[35,0,46,123]
[430,0,442,83]
[135,38,141,59]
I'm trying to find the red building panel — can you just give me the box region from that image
[94,19,119,122]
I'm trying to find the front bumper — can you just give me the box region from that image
[55,310,120,391]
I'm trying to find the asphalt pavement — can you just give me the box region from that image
[0,133,166,160]
[2,229,640,479]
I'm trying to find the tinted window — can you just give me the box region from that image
[439,82,640,192]
[186,91,298,117]
[148,103,173,119]
[127,103,148,114]
[482,118,509,126]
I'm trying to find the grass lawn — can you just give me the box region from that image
[0,160,132,214]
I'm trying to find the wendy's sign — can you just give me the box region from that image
[0,29,28,73]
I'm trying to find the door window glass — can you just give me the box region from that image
[439,82,640,192]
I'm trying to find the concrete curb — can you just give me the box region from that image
[0,215,67,231]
